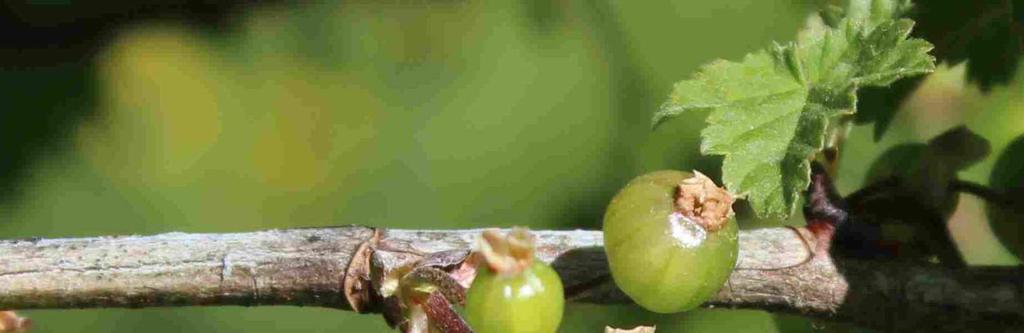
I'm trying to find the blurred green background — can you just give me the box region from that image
[1,1,1020,332]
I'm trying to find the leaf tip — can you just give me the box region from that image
[651,102,683,128]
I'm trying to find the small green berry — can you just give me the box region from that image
[464,228,564,333]
[603,170,739,313]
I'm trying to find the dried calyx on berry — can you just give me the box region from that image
[475,228,535,275]
[676,171,735,232]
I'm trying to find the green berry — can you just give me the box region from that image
[465,229,564,333]
[603,170,739,313]
[465,260,564,333]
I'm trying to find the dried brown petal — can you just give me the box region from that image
[400,266,466,306]
[676,171,735,231]
[0,311,30,332]
[344,230,378,313]
[476,228,535,275]
[422,291,473,333]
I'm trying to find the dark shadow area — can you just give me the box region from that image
[832,257,1024,332]
[0,61,94,203]
[837,126,994,266]
[912,0,1023,91]
[549,246,630,304]
[772,312,866,333]
[854,76,923,141]
[0,1,264,203]
[805,131,1023,331]
[986,133,1024,260]
[843,182,966,267]
[0,1,247,66]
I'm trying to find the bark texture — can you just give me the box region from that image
[0,226,1020,332]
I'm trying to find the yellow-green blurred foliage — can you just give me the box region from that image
[0,1,1020,332]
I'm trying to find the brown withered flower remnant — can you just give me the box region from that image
[676,171,735,231]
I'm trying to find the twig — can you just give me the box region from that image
[0,227,1021,332]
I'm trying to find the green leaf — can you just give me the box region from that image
[655,0,935,218]
[843,0,913,30]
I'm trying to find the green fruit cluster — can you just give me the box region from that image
[463,171,740,332]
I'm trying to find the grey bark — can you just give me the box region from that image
[0,226,1020,332]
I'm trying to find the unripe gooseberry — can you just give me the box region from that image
[603,170,739,313]
[464,228,564,333]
